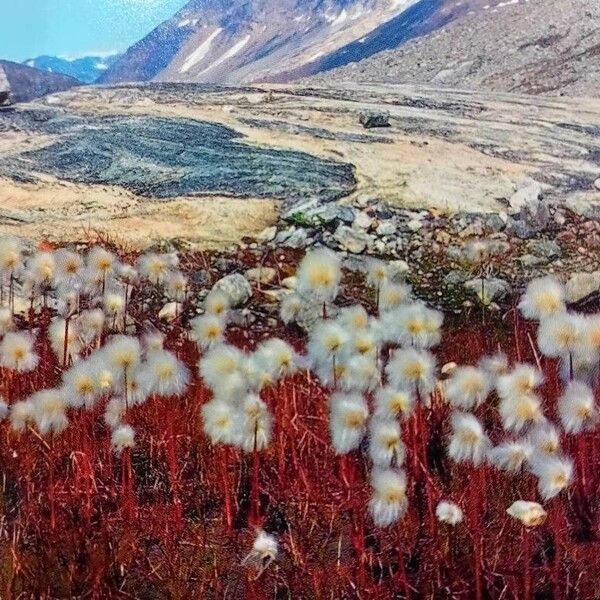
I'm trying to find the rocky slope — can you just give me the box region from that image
[0,60,80,104]
[25,54,121,84]
[309,0,600,96]
[99,0,493,85]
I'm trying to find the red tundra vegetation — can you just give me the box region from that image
[0,236,599,599]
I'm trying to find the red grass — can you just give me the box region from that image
[0,272,599,599]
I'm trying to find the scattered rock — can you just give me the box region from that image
[245,266,277,285]
[213,273,252,307]
[275,227,309,249]
[334,225,370,253]
[526,239,562,260]
[354,211,374,229]
[464,277,510,302]
[359,110,390,129]
[509,178,543,213]
[281,276,297,289]
[257,226,277,243]
[158,302,182,322]
[594,178,600,191]
[566,271,600,303]
[376,221,397,236]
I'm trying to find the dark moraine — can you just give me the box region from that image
[0,109,356,204]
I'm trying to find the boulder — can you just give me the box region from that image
[334,225,370,253]
[566,271,600,304]
[359,110,390,129]
[245,266,277,285]
[213,273,252,307]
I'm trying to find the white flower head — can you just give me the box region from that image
[447,412,490,465]
[507,501,547,527]
[518,276,565,321]
[436,501,464,526]
[368,468,408,527]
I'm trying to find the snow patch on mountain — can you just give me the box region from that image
[180,28,223,73]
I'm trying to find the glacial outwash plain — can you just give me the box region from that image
[0,81,598,249]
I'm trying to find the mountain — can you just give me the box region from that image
[309,0,600,96]
[24,54,122,84]
[0,60,80,104]
[99,0,486,85]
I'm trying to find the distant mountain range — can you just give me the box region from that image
[99,0,488,85]
[309,0,600,96]
[24,54,122,84]
[0,60,79,104]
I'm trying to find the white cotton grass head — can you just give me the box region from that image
[0,307,14,336]
[518,276,565,321]
[199,344,245,394]
[385,348,436,398]
[496,364,543,402]
[31,389,68,435]
[447,412,490,465]
[478,352,509,379]
[436,501,464,526]
[204,289,231,318]
[142,329,165,353]
[378,281,412,313]
[55,286,80,318]
[329,392,369,454]
[537,312,585,359]
[499,393,544,432]
[190,314,225,350]
[10,400,34,432]
[55,249,83,284]
[507,501,547,527]
[374,386,415,420]
[279,292,304,325]
[444,366,492,410]
[118,366,152,406]
[62,360,101,409]
[558,381,598,434]
[103,291,125,318]
[463,239,491,265]
[367,259,388,288]
[296,248,342,302]
[530,454,573,500]
[144,349,190,397]
[368,468,408,527]
[242,530,278,569]
[0,331,39,372]
[26,251,55,287]
[339,354,380,392]
[49,317,82,363]
[387,303,443,349]
[88,246,116,278]
[243,355,275,392]
[103,397,125,429]
[368,418,405,467]
[117,263,139,286]
[111,424,135,454]
[308,320,349,368]
[488,439,533,472]
[235,394,272,452]
[137,253,170,284]
[528,422,561,455]
[166,270,187,301]
[104,335,141,377]
[201,398,237,445]
[347,329,379,358]
[0,235,23,274]
[254,338,297,379]
[337,305,370,331]
[79,309,105,344]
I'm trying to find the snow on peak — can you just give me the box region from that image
[180,28,223,73]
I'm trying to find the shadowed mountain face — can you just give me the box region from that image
[0,109,356,204]
[100,0,490,85]
[0,60,79,104]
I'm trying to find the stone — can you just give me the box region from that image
[506,218,535,240]
[376,221,397,236]
[509,178,543,213]
[354,211,374,229]
[159,302,182,322]
[245,266,277,285]
[464,277,510,303]
[257,226,277,243]
[526,239,562,259]
[565,271,600,303]
[281,276,297,289]
[334,225,370,253]
[275,227,309,249]
[213,273,252,307]
[407,219,422,232]
[359,110,390,129]
[191,270,210,286]
[444,269,470,285]
[518,254,545,267]
[594,178,600,191]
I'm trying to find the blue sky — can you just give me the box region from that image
[0,0,189,62]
